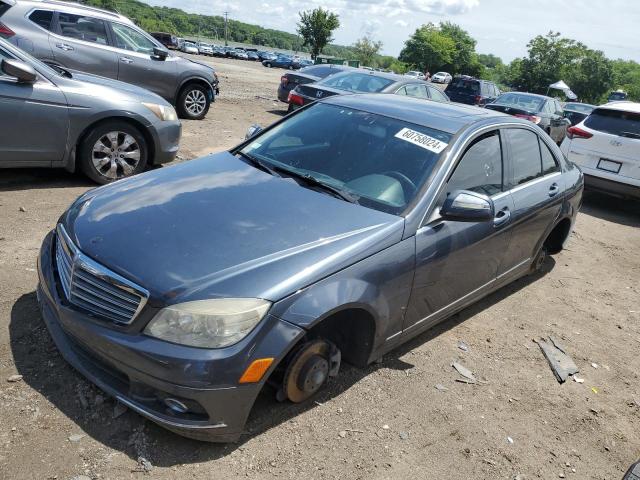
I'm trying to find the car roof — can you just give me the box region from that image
[321,93,511,134]
[499,91,552,100]
[18,0,133,23]
[598,101,640,113]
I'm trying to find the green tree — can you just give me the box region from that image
[353,36,383,67]
[565,49,612,103]
[398,23,456,73]
[296,7,340,59]
[439,22,477,74]
[478,53,503,69]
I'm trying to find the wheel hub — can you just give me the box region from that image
[282,339,340,403]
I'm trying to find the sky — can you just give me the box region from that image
[145,0,640,63]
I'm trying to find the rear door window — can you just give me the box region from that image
[404,83,429,99]
[504,128,543,186]
[447,131,504,196]
[28,10,54,31]
[584,109,640,138]
[540,140,560,175]
[57,13,109,45]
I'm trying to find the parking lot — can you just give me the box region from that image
[1,55,639,480]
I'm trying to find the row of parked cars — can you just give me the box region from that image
[276,67,639,200]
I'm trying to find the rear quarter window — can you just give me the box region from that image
[584,109,640,137]
[29,10,54,31]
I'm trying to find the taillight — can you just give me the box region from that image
[474,95,482,104]
[514,114,542,124]
[280,75,288,86]
[0,22,15,38]
[288,91,304,106]
[566,126,593,139]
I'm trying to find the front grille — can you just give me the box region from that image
[55,224,148,324]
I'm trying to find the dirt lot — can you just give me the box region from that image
[1,55,639,480]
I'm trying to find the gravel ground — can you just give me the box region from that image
[0,55,639,480]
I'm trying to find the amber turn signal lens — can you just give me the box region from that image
[239,358,274,384]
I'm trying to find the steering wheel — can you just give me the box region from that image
[381,171,417,199]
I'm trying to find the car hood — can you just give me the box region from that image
[56,70,168,105]
[62,152,404,305]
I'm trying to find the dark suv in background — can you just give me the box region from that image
[446,77,500,106]
[150,32,179,50]
[0,0,219,119]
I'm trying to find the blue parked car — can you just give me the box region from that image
[263,55,300,70]
[37,94,583,442]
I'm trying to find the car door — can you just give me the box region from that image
[0,45,68,165]
[403,130,515,331]
[49,11,118,79]
[108,21,176,101]
[499,127,564,274]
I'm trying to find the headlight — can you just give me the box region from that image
[142,102,178,122]
[144,298,271,348]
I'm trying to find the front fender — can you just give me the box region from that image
[269,237,416,361]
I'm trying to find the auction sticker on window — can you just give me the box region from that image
[394,128,448,153]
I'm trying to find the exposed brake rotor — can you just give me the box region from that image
[280,339,341,403]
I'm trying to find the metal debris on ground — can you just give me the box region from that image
[434,383,448,391]
[573,375,585,384]
[536,337,579,383]
[451,361,477,384]
[457,341,469,352]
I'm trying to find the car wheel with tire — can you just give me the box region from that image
[79,121,147,185]
[177,84,211,120]
[266,62,272,68]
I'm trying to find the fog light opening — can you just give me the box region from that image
[164,397,189,414]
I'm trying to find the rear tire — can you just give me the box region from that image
[266,62,272,68]
[79,121,147,185]
[177,84,210,120]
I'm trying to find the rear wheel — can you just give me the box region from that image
[79,122,147,184]
[177,84,210,120]
[266,62,272,68]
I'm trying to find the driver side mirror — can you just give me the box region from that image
[1,59,37,83]
[152,47,169,60]
[245,124,263,140]
[440,190,494,222]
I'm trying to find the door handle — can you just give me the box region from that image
[120,57,134,64]
[55,43,74,51]
[494,207,511,227]
[549,183,559,197]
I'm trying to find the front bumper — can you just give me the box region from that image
[149,120,182,165]
[37,230,305,442]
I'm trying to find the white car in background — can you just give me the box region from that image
[560,102,640,199]
[432,72,453,84]
[181,41,199,55]
[197,43,213,56]
[405,71,426,80]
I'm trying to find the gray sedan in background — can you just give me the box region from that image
[0,37,181,183]
[0,0,218,119]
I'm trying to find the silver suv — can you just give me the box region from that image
[0,0,219,120]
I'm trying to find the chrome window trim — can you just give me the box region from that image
[56,224,149,324]
[419,121,564,227]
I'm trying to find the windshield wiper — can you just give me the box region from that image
[237,151,280,177]
[270,165,359,204]
[620,131,640,139]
